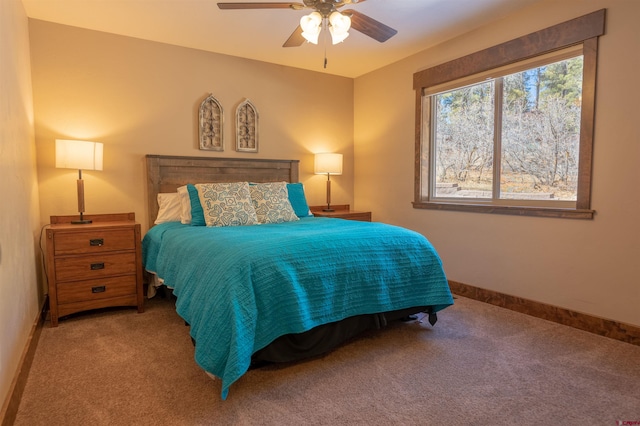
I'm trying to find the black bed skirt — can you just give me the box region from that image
[250,306,433,366]
[157,280,437,369]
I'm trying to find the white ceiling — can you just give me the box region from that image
[21,0,542,78]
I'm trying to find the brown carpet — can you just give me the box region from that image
[12,295,640,425]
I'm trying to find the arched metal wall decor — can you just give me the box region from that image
[235,99,258,153]
[199,94,223,151]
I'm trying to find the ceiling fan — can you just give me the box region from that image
[217,1,398,47]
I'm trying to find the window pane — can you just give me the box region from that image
[434,81,494,198]
[500,56,583,201]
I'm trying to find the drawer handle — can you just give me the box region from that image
[90,238,104,246]
[90,262,105,270]
[91,286,106,293]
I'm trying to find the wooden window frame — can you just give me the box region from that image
[413,9,606,219]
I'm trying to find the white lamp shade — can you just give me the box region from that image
[330,27,350,44]
[315,153,343,175]
[300,12,322,44]
[55,140,103,171]
[329,11,350,44]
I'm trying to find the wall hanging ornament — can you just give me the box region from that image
[199,94,223,151]
[235,99,258,153]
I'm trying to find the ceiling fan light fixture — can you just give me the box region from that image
[329,11,351,31]
[300,11,322,44]
[329,26,349,44]
[329,11,351,44]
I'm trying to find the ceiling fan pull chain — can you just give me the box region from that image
[323,18,328,69]
[324,40,328,68]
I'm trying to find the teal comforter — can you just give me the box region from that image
[142,217,453,399]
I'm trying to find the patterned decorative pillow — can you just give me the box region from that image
[195,182,258,227]
[249,182,300,224]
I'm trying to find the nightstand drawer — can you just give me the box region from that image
[54,252,137,282]
[57,275,137,304]
[53,228,136,255]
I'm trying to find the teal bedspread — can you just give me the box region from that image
[142,218,453,399]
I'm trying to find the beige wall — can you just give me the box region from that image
[0,0,41,411]
[354,0,640,327]
[30,20,355,232]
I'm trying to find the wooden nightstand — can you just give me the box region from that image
[45,212,144,326]
[310,204,372,222]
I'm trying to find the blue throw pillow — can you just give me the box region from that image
[187,184,206,226]
[287,183,312,218]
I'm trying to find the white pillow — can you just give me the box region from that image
[196,182,259,227]
[249,182,299,224]
[176,185,192,225]
[154,192,182,224]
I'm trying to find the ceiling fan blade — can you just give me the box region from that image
[283,25,306,47]
[218,2,303,10]
[345,10,397,43]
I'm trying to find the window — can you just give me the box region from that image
[413,10,605,219]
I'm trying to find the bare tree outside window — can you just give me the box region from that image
[432,57,583,202]
[433,81,495,198]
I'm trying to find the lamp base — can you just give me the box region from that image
[322,208,335,212]
[72,210,92,225]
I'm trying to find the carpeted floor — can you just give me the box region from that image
[12,295,640,425]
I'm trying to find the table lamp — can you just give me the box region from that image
[314,153,343,212]
[55,139,103,224]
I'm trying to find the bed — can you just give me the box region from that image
[142,155,453,399]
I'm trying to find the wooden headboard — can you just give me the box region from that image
[146,155,300,227]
